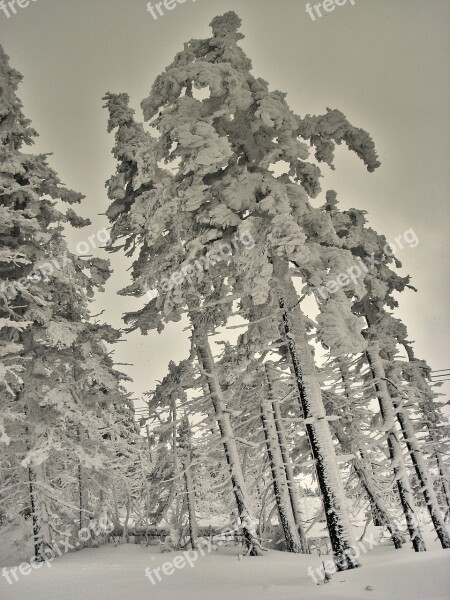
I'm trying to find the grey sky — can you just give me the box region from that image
[1,0,449,403]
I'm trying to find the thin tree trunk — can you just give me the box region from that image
[180,417,199,550]
[331,417,404,549]
[78,464,84,534]
[365,344,426,552]
[266,363,310,553]
[355,455,405,548]
[112,486,121,531]
[361,456,384,527]
[24,409,44,558]
[401,343,450,520]
[122,485,132,543]
[193,319,262,556]
[335,359,400,540]
[168,396,184,547]
[34,464,52,550]
[434,450,450,520]
[184,464,199,550]
[385,371,450,548]
[273,257,358,571]
[395,406,450,548]
[27,465,41,559]
[77,427,89,541]
[261,364,303,552]
[436,453,450,518]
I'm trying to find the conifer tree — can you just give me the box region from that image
[0,44,135,557]
[104,12,383,569]
[322,191,449,549]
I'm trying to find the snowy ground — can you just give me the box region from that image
[1,539,449,600]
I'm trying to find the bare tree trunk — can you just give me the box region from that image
[401,343,450,521]
[193,319,262,556]
[355,455,405,548]
[385,371,450,548]
[273,257,358,571]
[24,408,47,559]
[266,363,310,553]
[34,464,52,549]
[365,344,426,552]
[436,453,450,518]
[331,419,404,549]
[179,417,199,550]
[334,358,402,545]
[261,364,303,552]
[395,406,450,548]
[122,484,132,543]
[360,455,384,527]
[27,465,41,559]
[77,427,89,543]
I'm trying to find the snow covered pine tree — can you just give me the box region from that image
[0,44,137,558]
[103,11,389,570]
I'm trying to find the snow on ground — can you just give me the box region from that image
[1,539,448,600]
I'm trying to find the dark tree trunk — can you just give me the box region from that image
[261,364,303,552]
[179,417,199,550]
[365,345,426,552]
[388,385,450,549]
[193,320,262,556]
[332,421,404,549]
[266,362,310,553]
[273,258,359,571]
[27,465,41,559]
[335,359,402,546]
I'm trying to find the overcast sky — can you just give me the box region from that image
[1,0,449,403]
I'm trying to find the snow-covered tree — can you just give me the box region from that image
[0,43,136,558]
[104,11,385,569]
[322,190,449,549]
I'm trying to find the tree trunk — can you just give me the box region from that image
[77,427,89,541]
[261,364,303,552]
[331,420,404,549]
[396,406,450,548]
[361,456,384,527]
[24,411,47,558]
[385,372,450,548]
[401,343,450,521]
[180,417,199,550]
[273,257,358,571]
[34,464,52,550]
[122,483,132,543]
[27,465,41,559]
[266,363,310,553]
[365,344,426,552]
[335,358,402,545]
[435,453,450,518]
[168,396,184,547]
[193,319,262,556]
[354,455,405,548]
